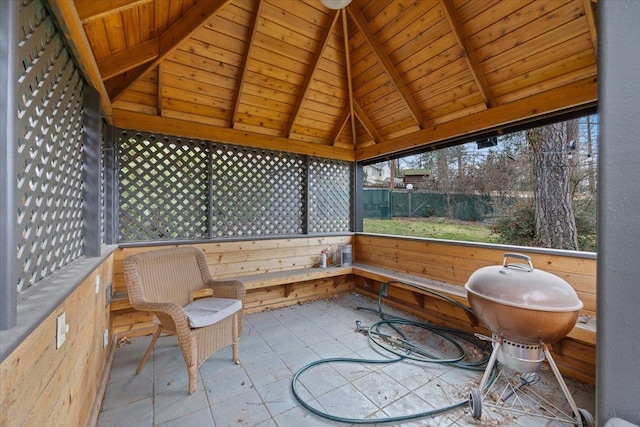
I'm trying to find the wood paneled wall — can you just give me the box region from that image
[110,234,596,384]
[112,236,355,336]
[353,234,597,384]
[354,235,597,317]
[0,254,114,427]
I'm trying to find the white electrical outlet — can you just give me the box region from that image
[56,312,69,349]
[95,274,100,294]
[103,329,109,348]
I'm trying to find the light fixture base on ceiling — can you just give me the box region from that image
[320,0,352,10]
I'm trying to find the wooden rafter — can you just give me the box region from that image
[440,0,496,108]
[46,0,113,118]
[347,4,427,129]
[97,38,159,80]
[75,0,152,24]
[583,0,598,56]
[342,8,357,146]
[231,0,264,128]
[284,10,340,138]
[108,0,232,101]
[329,105,352,145]
[354,101,381,143]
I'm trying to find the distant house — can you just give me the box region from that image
[363,162,390,187]
[402,169,430,189]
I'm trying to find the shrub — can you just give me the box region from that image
[492,197,597,251]
[492,200,536,247]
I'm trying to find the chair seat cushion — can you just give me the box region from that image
[183,297,242,328]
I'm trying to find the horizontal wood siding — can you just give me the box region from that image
[0,254,114,426]
[353,234,596,384]
[354,234,597,317]
[112,236,355,336]
[110,235,595,384]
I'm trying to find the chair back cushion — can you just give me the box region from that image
[183,298,242,328]
[124,246,212,307]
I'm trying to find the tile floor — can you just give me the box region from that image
[97,293,595,426]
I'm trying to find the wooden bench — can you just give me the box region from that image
[351,262,595,346]
[110,265,353,334]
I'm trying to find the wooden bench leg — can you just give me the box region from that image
[136,326,161,375]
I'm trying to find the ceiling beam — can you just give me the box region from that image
[109,0,232,101]
[356,77,597,161]
[284,10,340,138]
[341,8,357,146]
[47,0,113,119]
[440,0,496,108]
[97,38,159,80]
[347,4,427,129]
[354,101,382,143]
[328,105,351,145]
[74,0,153,24]
[231,0,264,128]
[113,109,355,162]
[583,0,598,56]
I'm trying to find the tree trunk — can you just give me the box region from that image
[527,123,579,250]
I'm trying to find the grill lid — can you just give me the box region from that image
[465,253,583,312]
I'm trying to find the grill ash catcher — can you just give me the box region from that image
[465,253,594,426]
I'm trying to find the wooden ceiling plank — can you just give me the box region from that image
[110,0,233,101]
[347,4,427,129]
[284,10,340,138]
[356,77,597,161]
[47,0,113,118]
[439,0,496,108]
[232,0,267,128]
[157,63,163,116]
[97,38,159,80]
[75,0,153,24]
[121,5,142,47]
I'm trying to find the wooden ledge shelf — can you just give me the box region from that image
[238,266,353,292]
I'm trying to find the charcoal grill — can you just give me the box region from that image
[465,253,594,426]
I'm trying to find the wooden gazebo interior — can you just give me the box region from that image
[56,0,597,160]
[2,1,601,426]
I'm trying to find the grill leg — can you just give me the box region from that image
[479,336,502,391]
[542,344,582,426]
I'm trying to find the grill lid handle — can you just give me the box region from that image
[502,253,534,273]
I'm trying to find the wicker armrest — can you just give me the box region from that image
[208,279,246,301]
[131,300,191,335]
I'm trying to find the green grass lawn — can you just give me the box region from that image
[363,217,499,243]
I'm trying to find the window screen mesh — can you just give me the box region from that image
[16,0,85,291]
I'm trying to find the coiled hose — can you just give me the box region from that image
[291,281,496,424]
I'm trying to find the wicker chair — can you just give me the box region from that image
[123,246,245,394]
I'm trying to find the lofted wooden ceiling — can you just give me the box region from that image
[49,0,598,162]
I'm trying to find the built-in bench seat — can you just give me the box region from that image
[351,262,595,346]
[110,265,352,314]
[111,262,594,345]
